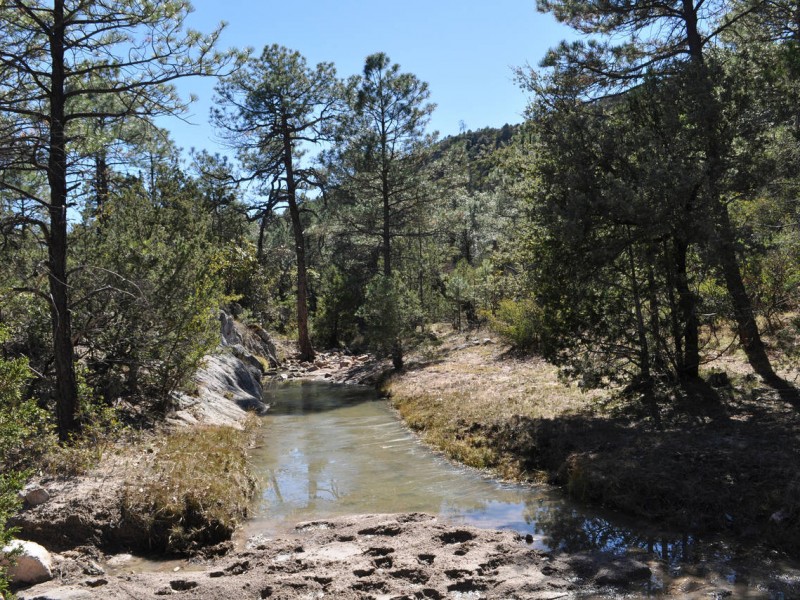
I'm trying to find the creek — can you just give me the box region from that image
[244,380,799,598]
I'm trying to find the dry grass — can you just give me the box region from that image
[121,421,257,555]
[386,328,608,479]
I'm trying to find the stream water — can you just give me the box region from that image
[243,380,800,598]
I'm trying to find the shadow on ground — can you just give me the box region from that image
[478,382,800,556]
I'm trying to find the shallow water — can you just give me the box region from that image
[243,380,800,598]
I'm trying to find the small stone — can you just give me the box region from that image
[105,553,133,566]
[85,578,108,587]
[770,509,788,524]
[525,534,534,544]
[169,579,198,591]
[83,560,105,576]
[23,486,51,507]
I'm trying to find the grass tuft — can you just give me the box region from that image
[121,423,256,555]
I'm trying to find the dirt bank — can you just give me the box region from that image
[16,513,653,599]
[385,328,800,557]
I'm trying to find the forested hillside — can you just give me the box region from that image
[1,0,799,592]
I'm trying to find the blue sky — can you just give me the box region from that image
[165,0,575,156]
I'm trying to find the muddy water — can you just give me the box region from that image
[244,381,800,598]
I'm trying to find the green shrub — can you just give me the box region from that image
[0,471,24,598]
[358,273,423,367]
[72,184,226,406]
[487,298,547,352]
[0,326,43,595]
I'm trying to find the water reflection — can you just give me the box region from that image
[524,500,700,564]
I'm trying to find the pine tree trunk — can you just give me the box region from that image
[713,202,783,384]
[391,340,403,371]
[94,151,109,214]
[282,116,315,362]
[683,4,783,387]
[382,171,391,278]
[626,239,651,383]
[49,0,80,442]
[673,237,699,380]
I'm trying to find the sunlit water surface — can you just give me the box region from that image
[241,381,800,598]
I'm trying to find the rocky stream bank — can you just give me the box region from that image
[8,321,799,598]
[3,319,641,599]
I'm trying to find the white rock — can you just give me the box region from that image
[1,539,53,585]
[105,553,133,567]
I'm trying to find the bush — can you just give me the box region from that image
[487,298,547,352]
[0,471,24,598]
[0,326,44,595]
[357,273,423,367]
[72,183,226,406]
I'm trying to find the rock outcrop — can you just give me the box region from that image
[220,311,279,368]
[171,352,268,428]
[169,310,277,429]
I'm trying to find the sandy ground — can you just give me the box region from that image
[15,513,651,599]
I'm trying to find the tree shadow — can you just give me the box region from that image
[490,392,800,555]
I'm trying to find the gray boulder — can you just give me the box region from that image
[219,310,243,346]
[20,485,50,508]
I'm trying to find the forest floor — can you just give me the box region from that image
[385,325,800,558]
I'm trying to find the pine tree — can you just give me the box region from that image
[533,0,787,386]
[0,0,231,440]
[213,45,345,362]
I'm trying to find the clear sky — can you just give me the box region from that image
[165,0,576,156]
